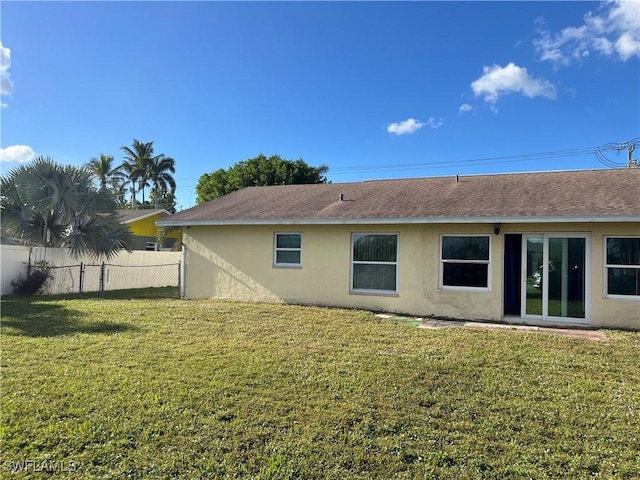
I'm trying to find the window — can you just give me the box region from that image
[274,233,301,267]
[605,237,640,297]
[440,235,490,290]
[351,233,398,293]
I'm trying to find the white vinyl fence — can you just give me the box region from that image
[1,245,181,296]
[1,245,31,295]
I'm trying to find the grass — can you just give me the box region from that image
[1,291,639,479]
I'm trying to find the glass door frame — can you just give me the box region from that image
[521,233,591,324]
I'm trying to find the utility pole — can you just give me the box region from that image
[595,138,639,168]
[627,144,637,168]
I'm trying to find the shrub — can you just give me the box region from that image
[12,262,53,296]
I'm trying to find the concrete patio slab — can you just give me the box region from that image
[376,314,608,341]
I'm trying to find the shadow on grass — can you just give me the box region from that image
[1,298,138,337]
[51,286,178,301]
[1,286,178,302]
[96,286,178,300]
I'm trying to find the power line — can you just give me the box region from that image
[595,137,639,168]
[174,140,638,189]
[328,146,600,175]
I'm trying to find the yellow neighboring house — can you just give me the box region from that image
[119,209,181,251]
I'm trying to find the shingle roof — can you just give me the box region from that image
[160,169,640,226]
[118,209,170,224]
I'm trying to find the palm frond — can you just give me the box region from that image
[1,157,134,258]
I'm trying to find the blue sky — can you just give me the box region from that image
[1,1,639,210]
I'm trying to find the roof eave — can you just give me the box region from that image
[122,209,171,224]
[157,214,640,227]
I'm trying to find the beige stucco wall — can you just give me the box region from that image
[582,224,640,329]
[183,222,639,330]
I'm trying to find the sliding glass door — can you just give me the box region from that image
[522,234,589,323]
[524,236,544,316]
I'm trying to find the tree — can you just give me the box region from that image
[1,157,134,259]
[85,154,129,207]
[120,139,176,209]
[109,175,131,208]
[149,189,177,213]
[196,154,329,204]
[196,169,233,202]
[120,139,154,209]
[148,156,176,209]
[85,154,122,190]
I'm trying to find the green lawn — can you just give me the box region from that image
[1,290,639,479]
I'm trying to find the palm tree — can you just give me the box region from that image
[121,139,155,208]
[149,156,176,209]
[85,154,122,190]
[1,157,134,259]
[120,139,177,209]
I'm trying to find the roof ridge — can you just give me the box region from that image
[165,168,639,223]
[226,168,632,189]
[360,167,626,183]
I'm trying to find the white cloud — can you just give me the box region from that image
[0,41,13,96]
[534,0,640,65]
[387,117,442,135]
[616,30,640,59]
[387,118,424,135]
[459,103,474,113]
[425,117,443,129]
[471,63,556,105]
[0,145,36,163]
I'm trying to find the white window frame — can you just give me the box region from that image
[350,233,399,295]
[273,232,302,268]
[604,236,640,300]
[439,234,491,292]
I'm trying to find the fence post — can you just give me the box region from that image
[27,247,33,279]
[99,263,106,295]
[79,262,84,295]
[180,243,186,299]
[177,261,181,299]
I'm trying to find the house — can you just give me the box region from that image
[157,169,640,330]
[119,209,180,251]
